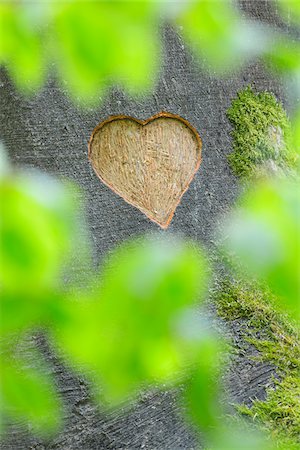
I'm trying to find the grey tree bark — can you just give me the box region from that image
[0,1,296,448]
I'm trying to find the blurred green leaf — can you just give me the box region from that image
[0,172,80,292]
[209,422,276,450]
[177,0,270,73]
[54,235,210,404]
[265,39,300,75]
[0,291,67,337]
[0,159,90,341]
[278,0,300,25]
[0,4,44,91]
[220,176,300,322]
[1,0,299,107]
[0,358,61,435]
[0,1,161,104]
[183,328,224,432]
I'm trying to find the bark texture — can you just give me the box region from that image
[0,1,296,448]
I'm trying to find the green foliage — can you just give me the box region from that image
[216,281,300,447]
[1,359,62,436]
[265,39,300,76]
[0,1,161,103]
[0,164,87,338]
[53,236,210,405]
[1,149,219,436]
[220,175,300,322]
[1,0,300,112]
[0,3,44,91]
[53,2,161,101]
[1,173,78,292]
[1,1,300,447]
[184,329,224,432]
[177,1,267,73]
[0,156,85,434]
[227,87,297,177]
[278,0,300,25]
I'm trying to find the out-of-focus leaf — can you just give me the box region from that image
[183,327,224,431]
[0,172,79,292]
[0,4,44,91]
[1,0,299,107]
[0,359,61,435]
[54,235,209,404]
[265,39,300,75]
[53,3,112,99]
[0,1,161,104]
[209,422,276,450]
[177,0,271,72]
[52,1,160,102]
[220,176,300,322]
[112,4,161,96]
[0,291,67,337]
[0,162,90,339]
[278,0,300,25]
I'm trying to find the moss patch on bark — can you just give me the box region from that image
[215,281,300,447]
[227,86,297,177]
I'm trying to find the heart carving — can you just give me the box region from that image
[88,112,202,228]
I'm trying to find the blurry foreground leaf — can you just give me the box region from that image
[0,171,80,292]
[177,1,270,73]
[278,0,300,25]
[0,358,61,436]
[220,176,300,322]
[0,1,161,104]
[0,4,45,91]
[0,151,90,339]
[265,38,300,77]
[1,0,300,109]
[54,235,210,405]
[183,325,224,432]
[54,1,160,100]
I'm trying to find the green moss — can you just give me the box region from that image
[227,86,297,177]
[215,281,300,446]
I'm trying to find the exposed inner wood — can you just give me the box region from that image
[88,113,202,228]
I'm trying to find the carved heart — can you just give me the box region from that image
[88,112,202,228]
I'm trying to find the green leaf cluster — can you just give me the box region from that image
[1,150,220,438]
[0,1,161,103]
[1,0,300,112]
[0,159,84,435]
[220,175,300,322]
[53,236,211,405]
[1,1,300,447]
